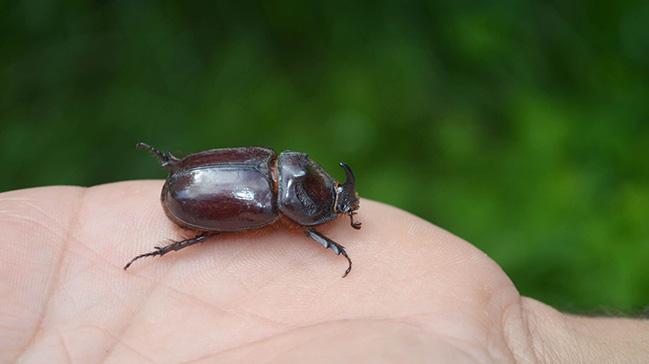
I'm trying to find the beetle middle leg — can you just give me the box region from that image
[123,232,215,270]
[305,228,352,278]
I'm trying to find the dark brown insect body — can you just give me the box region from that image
[124,143,361,277]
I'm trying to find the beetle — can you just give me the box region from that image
[124,142,361,277]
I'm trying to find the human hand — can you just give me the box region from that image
[2,181,648,363]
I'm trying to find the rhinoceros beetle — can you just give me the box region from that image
[124,143,361,277]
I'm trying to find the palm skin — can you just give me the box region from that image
[1,181,534,363]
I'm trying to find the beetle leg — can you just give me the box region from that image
[123,232,214,270]
[349,212,362,230]
[136,142,180,171]
[305,228,352,278]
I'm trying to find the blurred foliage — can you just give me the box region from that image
[2,1,649,313]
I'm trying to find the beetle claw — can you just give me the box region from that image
[340,250,352,278]
[349,212,362,230]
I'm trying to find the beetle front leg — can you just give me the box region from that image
[123,232,215,270]
[305,228,352,278]
[349,211,362,230]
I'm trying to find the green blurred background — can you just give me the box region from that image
[2,1,649,314]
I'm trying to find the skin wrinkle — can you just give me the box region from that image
[74,324,157,364]
[219,275,291,324]
[101,240,286,361]
[87,192,189,363]
[261,324,447,364]
[98,265,179,364]
[57,329,73,364]
[0,213,60,233]
[11,187,86,363]
[99,208,251,361]
[150,278,290,328]
[20,229,161,337]
[187,318,489,364]
[181,317,428,364]
[0,197,56,222]
[552,307,581,362]
[482,282,522,364]
[115,232,294,347]
[0,198,71,251]
[522,302,551,363]
[167,239,294,323]
[216,223,357,313]
[561,314,585,363]
[261,328,334,364]
[180,322,322,363]
[517,298,582,364]
[99,225,230,363]
[182,241,254,283]
[204,242,282,286]
[104,342,158,364]
[182,297,436,362]
[424,332,488,364]
[501,297,538,364]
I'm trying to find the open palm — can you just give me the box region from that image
[2,181,534,363]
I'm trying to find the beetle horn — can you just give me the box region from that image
[339,162,355,188]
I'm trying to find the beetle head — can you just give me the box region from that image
[335,162,361,229]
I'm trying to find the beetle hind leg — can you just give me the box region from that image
[123,232,215,270]
[305,228,353,278]
[136,142,180,171]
